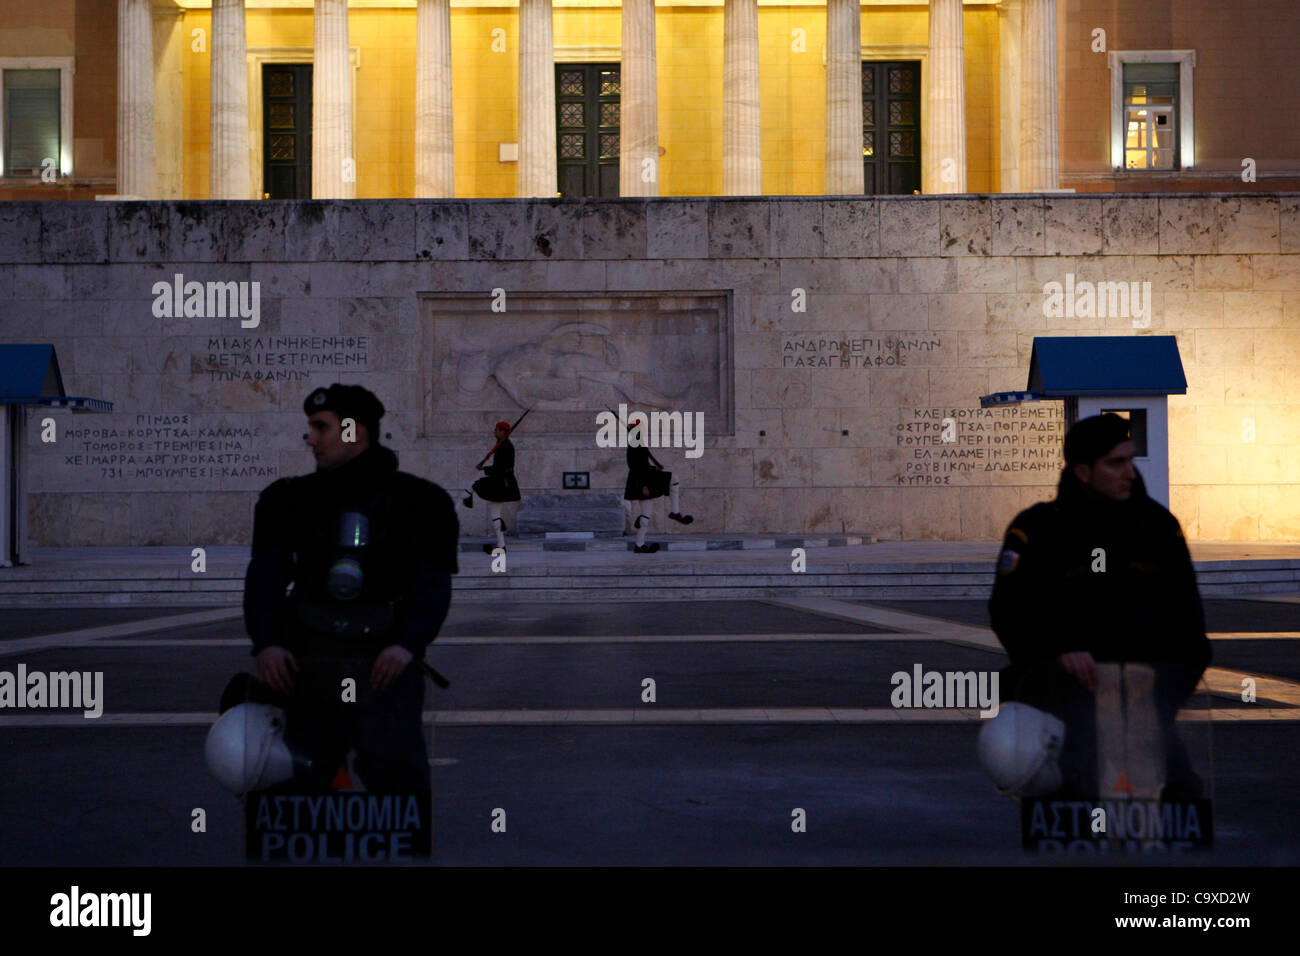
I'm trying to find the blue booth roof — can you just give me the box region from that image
[0,344,112,410]
[1027,336,1187,397]
[980,336,1187,407]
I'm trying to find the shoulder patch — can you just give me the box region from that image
[1007,526,1029,545]
[997,549,1021,576]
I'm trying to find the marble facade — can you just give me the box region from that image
[2,195,1296,545]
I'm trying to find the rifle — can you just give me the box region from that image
[606,405,664,469]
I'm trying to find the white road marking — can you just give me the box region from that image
[7,595,1293,655]
[766,598,1300,709]
[6,606,1296,723]
[0,609,242,656]
[1,706,1294,728]
[73,639,253,647]
[79,632,970,648]
[1202,668,1300,706]
[1208,632,1300,640]
[22,631,1299,651]
[764,596,1003,649]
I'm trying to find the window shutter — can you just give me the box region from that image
[1122,62,1179,84]
[4,69,61,175]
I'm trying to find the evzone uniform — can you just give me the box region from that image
[471,421,520,553]
[623,422,692,553]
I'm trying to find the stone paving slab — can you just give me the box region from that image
[8,541,1300,576]
[463,534,868,553]
[4,720,1295,866]
[3,542,1298,606]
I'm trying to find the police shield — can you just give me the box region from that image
[982,660,1214,855]
[244,746,435,864]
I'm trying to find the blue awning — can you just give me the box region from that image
[0,344,113,411]
[980,336,1187,406]
[1026,336,1187,397]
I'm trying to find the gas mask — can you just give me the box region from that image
[327,511,370,601]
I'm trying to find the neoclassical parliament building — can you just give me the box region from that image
[0,2,1297,550]
[1,0,1297,200]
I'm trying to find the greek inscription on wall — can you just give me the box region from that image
[201,335,370,382]
[782,336,943,369]
[59,415,277,482]
[894,404,1065,486]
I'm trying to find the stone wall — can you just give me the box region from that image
[1,195,1297,545]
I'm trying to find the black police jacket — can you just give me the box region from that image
[988,467,1211,698]
[243,444,459,658]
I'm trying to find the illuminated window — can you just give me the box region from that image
[0,60,73,178]
[1108,51,1195,171]
[1123,63,1177,169]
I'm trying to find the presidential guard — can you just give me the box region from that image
[623,414,693,553]
[470,420,521,554]
[242,384,459,796]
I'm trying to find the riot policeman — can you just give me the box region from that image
[987,413,1211,799]
[243,384,459,794]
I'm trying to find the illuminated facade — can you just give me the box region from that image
[1,0,1297,201]
[0,2,1296,545]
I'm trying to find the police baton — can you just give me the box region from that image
[420,660,450,689]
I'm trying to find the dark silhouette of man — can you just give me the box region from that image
[989,413,1211,799]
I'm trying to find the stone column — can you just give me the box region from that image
[416,0,455,197]
[210,0,251,199]
[313,0,354,199]
[824,0,862,195]
[1018,0,1058,191]
[723,0,761,195]
[117,0,155,198]
[518,0,557,197]
[924,0,966,193]
[997,0,1022,192]
[620,0,659,197]
[152,10,185,199]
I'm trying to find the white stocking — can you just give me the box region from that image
[635,501,652,547]
[489,504,505,549]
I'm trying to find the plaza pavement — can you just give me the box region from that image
[1,549,1297,864]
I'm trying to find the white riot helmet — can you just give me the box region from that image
[205,702,298,795]
[976,702,1067,797]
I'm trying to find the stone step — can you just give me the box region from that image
[1,567,1295,606]
[1,544,1296,607]
[2,556,1295,584]
[457,534,871,552]
[0,567,993,594]
[513,492,625,534]
[2,582,1293,607]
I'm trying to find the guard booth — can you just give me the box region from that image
[0,345,113,566]
[979,336,1187,508]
